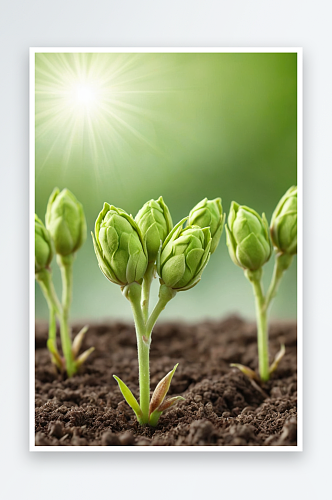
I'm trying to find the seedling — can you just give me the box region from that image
[92,197,224,426]
[35,188,94,377]
[226,186,297,382]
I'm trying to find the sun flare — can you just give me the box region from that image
[74,83,99,107]
[35,53,168,176]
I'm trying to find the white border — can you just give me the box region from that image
[30,47,302,452]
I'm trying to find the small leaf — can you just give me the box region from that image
[46,339,63,371]
[149,364,179,416]
[269,344,286,375]
[113,375,143,421]
[157,396,185,412]
[76,347,95,368]
[149,396,185,427]
[72,325,89,358]
[230,363,260,382]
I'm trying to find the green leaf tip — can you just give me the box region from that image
[72,325,89,358]
[46,339,63,371]
[230,363,260,382]
[269,344,286,375]
[113,375,143,421]
[148,363,184,427]
[76,347,95,369]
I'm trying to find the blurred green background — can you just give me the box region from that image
[35,52,297,322]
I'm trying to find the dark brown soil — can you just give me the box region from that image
[35,316,297,447]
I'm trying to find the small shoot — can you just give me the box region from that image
[71,325,88,356]
[35,189,94,377]
[226,187,297,382]
[269,344,286,375]
[113,375,144,424]
[93,197,225,425]
[230,363,260,382]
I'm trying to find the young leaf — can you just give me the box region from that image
[230,363,260,382]
[269,344,286,375]
[149,396,184,426]
[76,347,95,368]
[72,325,89,358]
[149,364,179,416]
[113,375,143,421]
[158,395,185,412]
[46,339,63,371]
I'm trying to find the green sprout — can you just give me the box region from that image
[35,188,94,377]
[92,197,224,426]
[226,186,297,382]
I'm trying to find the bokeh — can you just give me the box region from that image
[35,52,297,322]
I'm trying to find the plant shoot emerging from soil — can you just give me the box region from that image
[92,197,224,426]
[226,186,297,382]
[35,188,94,377]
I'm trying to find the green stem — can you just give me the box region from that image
[57,254,76,377]
[123,283,176,424]
[36,268,62,316]
[124,282,150,424]
[141,262,155,323]
[57,254,74,319]
[145,284,177,339]
[265,253,293,311]
[49,306,57,343]
[36,269,62,365]
[59,315,75,377]
[245,269,269,382]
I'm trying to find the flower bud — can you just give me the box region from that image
[135,196,173,262]
[157,219,211,291]
[226,202,272,271]
[270,186,297,255]
[188,197,225,253]
[35,214,54,273]
[92,203,148,286]
[45,188,86,256]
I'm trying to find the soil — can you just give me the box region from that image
[35,316,297,447]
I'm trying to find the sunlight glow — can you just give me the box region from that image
[74,84,98,107]
[35,53,168,178]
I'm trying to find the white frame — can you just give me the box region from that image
[30,47,302,452]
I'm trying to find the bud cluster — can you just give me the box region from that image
[92,195,224,426]
[225,186,297,382]
[35,188,92,377]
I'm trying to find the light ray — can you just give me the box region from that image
[35,53,175,181]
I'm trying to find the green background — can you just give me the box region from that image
[35,52,297,322]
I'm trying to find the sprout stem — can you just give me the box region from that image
[141,262,155,322]
[58,255,74,320]
[146,285,176,340]
[36,268,62,365]
[245,269,269,382]
[57,255,76,377]
[265,253,293,311]
[125,283,177,424]
[126,283,151,424]
[252,279,269,382]
[49,306,57,344]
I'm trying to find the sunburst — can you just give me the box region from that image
[35,53,172,180]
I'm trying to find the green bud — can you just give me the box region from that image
[226,202,272,271]
[35,214,54,273]
[135,196,173,262]
[188,197,225,253]
[270,186,297,255]
[45,188,86,256]
[157,218,211,291]
[92,203,148,286]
